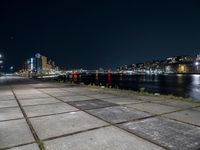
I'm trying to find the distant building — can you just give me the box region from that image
[119,54,200,74]
[196,54,200,61]
[24,53,56,74]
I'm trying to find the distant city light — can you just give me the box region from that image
[0,54,2,58]
[195,62,199,66]
[10,66,14,70]
[0,60,3,64]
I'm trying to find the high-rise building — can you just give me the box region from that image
[35,53,42,73]
[196,54,200,61]
[42,56,47,69]
[24,53,56,74]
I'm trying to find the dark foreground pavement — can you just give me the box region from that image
[1,75,200,150]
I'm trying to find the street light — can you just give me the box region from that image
[195,62,199,66]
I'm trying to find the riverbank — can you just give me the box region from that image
[36,76,200,103]
[32,73,200,100]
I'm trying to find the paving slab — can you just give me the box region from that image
[87,106,151,123]
[8,143,40,150]
[192,106,200,111]
[0,95,15,101]
[77,91,100,95]
[0,119,35,149]
[24,102,78,117]
[0,100,18,108]
[0,91,13,96]
[13,90,42,95]
[39,88,67,93]
[126,102,179,114]
[30,83,66,88]
[68,99,117,110]
[65,87,90,92]
[16,94,51,100]
[19,97,60,106]
[30,111,108,140]
[103,97,143,105]
[49,92,77,97]
[58,95,94,102]
[119,117,200,150]
[87,93,117,99]
[136,95,165,101]
[44,126,164,150]
[152,100,200,109]
[163,109,200,126]
[0,107,24,121]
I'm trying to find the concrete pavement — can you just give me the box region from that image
[0,75,200,150]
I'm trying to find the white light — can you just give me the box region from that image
[0,54,2,58]
[195,62,199,66]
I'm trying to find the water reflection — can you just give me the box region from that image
[73,74,200,100]
[177,74,183,84]
[192,75,200,85]
[190,75,200,100]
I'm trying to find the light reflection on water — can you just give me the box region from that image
[190,75,200,100]
[73,74,200,101]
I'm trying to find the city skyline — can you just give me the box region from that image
[1,0,200,71]
[20,52,200,72]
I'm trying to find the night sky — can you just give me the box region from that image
[1,0,200,71]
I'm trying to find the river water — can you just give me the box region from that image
[69,74,200,101]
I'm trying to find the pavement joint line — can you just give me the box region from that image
[125,103,200,117]
[41,86,119,100]
[161,115,200,128]
[22,102,64,107]
[116,123,169,150]
[149,100,200,108]
[67,90,155,106]
[0,117,24,123]
[118,100,152,106]
[0,99,16,101]
[26,102,155,120]
[14,97,49,101]
[28,109,81,119]
[16,96,52,100]
[38,91,119,112]
[114,115,158,125]
[37,88,168,149]
[0,142,36,150]
[77,93,119,100]
[9,86,46,150]
[0,105,20,110]
[42,124,111,142]
[124,104,200,127]
[37,89,115,125]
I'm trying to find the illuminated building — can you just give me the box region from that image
[120,54,199,74]
[23,53,56,75]
[177,64,189,73]
[42,56,47,69]
[196,54,200,61]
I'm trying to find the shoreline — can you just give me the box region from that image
[84,83,200,103]
[35,77,200,103]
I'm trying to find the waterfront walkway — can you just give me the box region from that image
[1,76,200,150]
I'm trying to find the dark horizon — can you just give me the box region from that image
[1,0,200,71]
